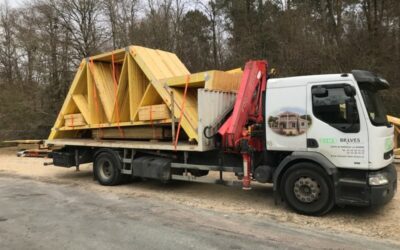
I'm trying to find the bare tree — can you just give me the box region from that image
[0,2,17,85]
[102,0,139,48]
[48,0,106,58]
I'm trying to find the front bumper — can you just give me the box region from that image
[335,164,397,207]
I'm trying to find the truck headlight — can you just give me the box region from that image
[369,173,389,186]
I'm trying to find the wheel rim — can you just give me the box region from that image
[293,177,320,203]
[99,159,113,180]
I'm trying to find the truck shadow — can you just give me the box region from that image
[53,167,395,219]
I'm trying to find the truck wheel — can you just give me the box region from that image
[94,152,123,186]
[281,163,334,216]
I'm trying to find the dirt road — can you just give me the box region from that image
[0,147,399,247]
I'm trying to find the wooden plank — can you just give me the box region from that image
[65,120,86,127]
[171,88,198,129]
[138,47,172,79]
[49,60,87,139]
[92,127,171,140]
[112,53,130,122]
[87,63,107,124]
[164,71,207,87]
[205,70,242,92]
[72,94,90,123]
[90,48,126,62]
[164,51,190,75]
[388,115,400,126]
[92,62,115,121]
[64,113,87,127]
[64,113,84,119]
[150,79,198,141]
[57,119,173,131]
[138,104,170,121]
[226,68,243,74]
[128,54,149,121]
[156,50,187,76]
[130,46,198,141]
[130,46,158,81]
[72,66,88,95]
[133,84,163,121]
[87,62,96,124]
[134,46,189,80]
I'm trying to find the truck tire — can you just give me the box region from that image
[281,162,334,216]
[94,152,123,186]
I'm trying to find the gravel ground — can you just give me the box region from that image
[0,146,399,244]
[2,176,399,250]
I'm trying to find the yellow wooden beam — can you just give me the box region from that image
[92,62,115,122]
[130,46,198,141]
[87,62,108,124]
[156,50,188,76]
[151,80,198,141]
[388,115,400,126]
[163,71,208,87]
[204,70,242,92]
[57,119,173,131]
[132,84,163,121]
[128,53,149,121]
[112,53,130,122]
[49,60,87,139]
[72,94,90,124]
[89,48,126,62]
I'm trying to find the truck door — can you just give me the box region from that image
[306,82,369,169]
[266,85,308,151]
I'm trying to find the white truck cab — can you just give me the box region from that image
[266,70,397,214]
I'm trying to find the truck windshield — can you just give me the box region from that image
[360,87,388,126]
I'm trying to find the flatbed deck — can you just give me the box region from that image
[46,139,201,151]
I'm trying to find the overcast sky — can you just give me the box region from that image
[0,0,207,9]
[0,0,22,7]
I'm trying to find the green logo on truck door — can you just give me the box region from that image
[319,138,337,144]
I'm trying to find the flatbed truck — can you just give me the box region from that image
[47,59,397,215]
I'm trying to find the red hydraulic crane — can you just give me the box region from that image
[218,60,268,189]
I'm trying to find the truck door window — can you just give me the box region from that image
[312,85,360,133]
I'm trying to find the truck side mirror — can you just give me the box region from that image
[312,86,328,97]
[344,85,356,97]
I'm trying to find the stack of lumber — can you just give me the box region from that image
[138,104,170,121]
[49,45,243,142]
[64,113,87,127]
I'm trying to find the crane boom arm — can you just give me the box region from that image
[218,60,268,150]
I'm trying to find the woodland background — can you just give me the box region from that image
[0,0,399,140]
